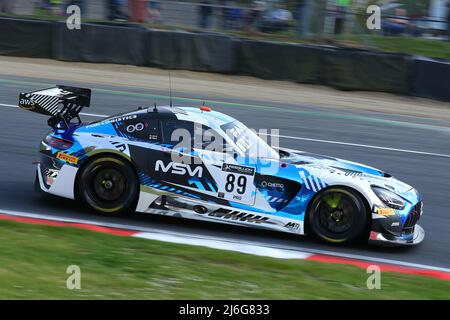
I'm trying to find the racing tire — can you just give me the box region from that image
[307,187,369,244]
[77,155,139,216]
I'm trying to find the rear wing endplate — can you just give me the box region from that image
[19,85,91,129]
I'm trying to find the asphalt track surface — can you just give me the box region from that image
[1,74,450,270]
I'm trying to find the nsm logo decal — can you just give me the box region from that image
[155,160,203,178]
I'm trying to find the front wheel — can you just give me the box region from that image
[77,156,139,215]
[308,187,369,244]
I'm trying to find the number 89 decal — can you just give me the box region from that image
[225,174,247,195]
[218,164,256,205]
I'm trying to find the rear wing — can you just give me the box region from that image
[19,85,91,129]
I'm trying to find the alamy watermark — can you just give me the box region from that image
[366,5,381,30]
[66,265,81,290]
[164,125,281,174]
[66,5,81,30]
[366,265,381,290]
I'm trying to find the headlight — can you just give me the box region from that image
[372,186,405,210]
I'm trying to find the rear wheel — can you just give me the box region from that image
[77,156,138,215]
[308,187,369,244]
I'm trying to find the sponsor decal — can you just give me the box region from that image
[56,152,78,165]
[377,208,396,216]
[197,208,270,224]
[345,171,362,177]
[155,160,203,178]
[260,181,284,189]
[19,98,35,110]
[86,115,137,128]
[111,141,128,153]
[331,167,363,177]
[126,122,145,133]
[284,222,300,231]
[222,163,255,176]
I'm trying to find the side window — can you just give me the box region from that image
[161,120,194,146]
[161,120,224,151]
[125,118,161,142]
[199,126,224,152]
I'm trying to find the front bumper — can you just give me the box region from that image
[369,224,425,246]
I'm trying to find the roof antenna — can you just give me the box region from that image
[169,71,173,108]
[153,102,158,112]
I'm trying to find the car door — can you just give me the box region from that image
[152,119,258,206]
[196,123,258,207]
[199,149,257,206]
[146,119,222,203]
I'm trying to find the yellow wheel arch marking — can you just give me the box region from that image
[85,149,132,163]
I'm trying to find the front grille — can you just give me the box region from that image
[403,202,422,231]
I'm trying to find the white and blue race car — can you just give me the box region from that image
[19,86,424,246]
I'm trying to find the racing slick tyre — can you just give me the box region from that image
[308,187,369,244]
[77,155,139,216]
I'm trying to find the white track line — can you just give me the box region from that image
[2,102,449,158]
[0,103,108,118]
[262,133,450,158]
[0,208,310,259]
[133,232,312,259]
[2,208,450,273]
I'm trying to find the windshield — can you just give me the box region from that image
[221,121,279,160]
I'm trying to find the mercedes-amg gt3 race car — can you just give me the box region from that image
[19,86,424,246]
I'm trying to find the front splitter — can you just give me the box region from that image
[369,224,425,246]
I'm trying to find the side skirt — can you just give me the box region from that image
[135,188,305,235]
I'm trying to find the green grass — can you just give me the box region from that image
[235,33,450,60]
[368,35,450,59]
[0,219,449,299]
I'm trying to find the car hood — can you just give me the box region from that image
[281,149,414,195]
